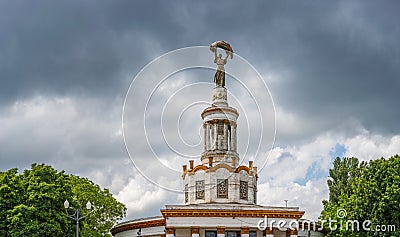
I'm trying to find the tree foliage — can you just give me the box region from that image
[320,155,400,237]
[326,157,361,204]
[0,164,126,236]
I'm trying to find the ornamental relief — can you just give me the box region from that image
[217,179,228,198]
[212,91,227,100]
[240,180,248,200]
[196,180,205,199]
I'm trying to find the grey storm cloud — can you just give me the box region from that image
[1,1,399,131]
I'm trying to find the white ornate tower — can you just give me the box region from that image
[111,42,318,237]
[182,85,257,205]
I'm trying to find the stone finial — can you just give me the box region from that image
[189,160,194,170]
[248,161,253,170]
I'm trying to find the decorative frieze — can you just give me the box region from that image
[161,209,305,219]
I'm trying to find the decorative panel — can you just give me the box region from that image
[196,180,205,199]
[184,184,189,203]
[240,180,248,200]
[217,179,228,198]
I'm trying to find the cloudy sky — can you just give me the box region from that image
[1,1,400,221]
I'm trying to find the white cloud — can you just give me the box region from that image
[258,179,328,220]
[344,133,400,161]
[116,174,181,219]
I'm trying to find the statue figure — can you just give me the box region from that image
[210,41,233,87]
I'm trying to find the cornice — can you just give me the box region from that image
[182,163,255,180]
[201,107,239,119]
[161,209,304,219]
[110,218,166,235]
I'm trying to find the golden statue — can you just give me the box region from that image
[210,41,233,88]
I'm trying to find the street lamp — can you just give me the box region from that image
[64,199,92,237]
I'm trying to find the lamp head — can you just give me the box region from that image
[64,199,69,209]
[86,201,91,210]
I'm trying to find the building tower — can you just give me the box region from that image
[182,84,258,205]
[111,42,325,237]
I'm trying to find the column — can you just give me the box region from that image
[287,229,297,237]
[191,226,200,237]
[241,227,249,237]
[203,123,207,151]
[166,227,175,237]
[217,226,225,237]
[205,122,210,151]
[230,122,237,152]
[211,122,215,150]
[223,121,228,150]
[265,228,274,237]
[213,120,218,150]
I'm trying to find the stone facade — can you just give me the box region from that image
[183,165,257,205]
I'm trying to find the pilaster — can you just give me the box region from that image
[265,228,274,237]
[166,226,175,237]
[217,226,225,237]
[191,226,200,237]
[286,229,297,237]
[241,226,249,237]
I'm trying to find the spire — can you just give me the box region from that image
[181,42,257,206]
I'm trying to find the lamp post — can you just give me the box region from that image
[64,199,91,237]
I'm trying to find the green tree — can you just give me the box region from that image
[0,164,126,236]
[0,168,23,236]
[326,157,361,204]
[68,175,127,236]
[320,155,400,237]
